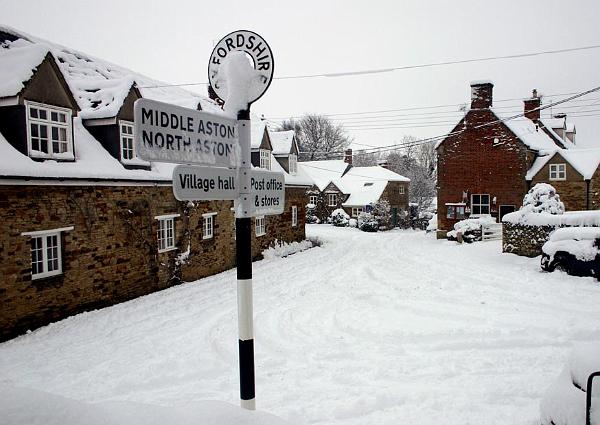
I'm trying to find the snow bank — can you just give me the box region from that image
[540,342,600,425]
[0,385,290,425]
[262,239,315,260]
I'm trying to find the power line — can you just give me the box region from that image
[138,44,600,89]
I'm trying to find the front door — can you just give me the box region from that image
[499,205,515,222]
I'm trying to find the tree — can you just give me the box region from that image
[352,149,380,167]
[284,114,351,161]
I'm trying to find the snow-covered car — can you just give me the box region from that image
[541,227,600,279]
[540,343,600,425]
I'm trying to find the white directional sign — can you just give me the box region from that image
[172,165,238,201]
[208,30,274,105]
[249,169,285,216]
[134,98,239,168]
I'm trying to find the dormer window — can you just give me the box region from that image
[119,121,135,161]
[260,149,271,170]
[26,101,73,160]
[289,153,297,174]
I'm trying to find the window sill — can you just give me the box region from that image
[32,271,62,280]
[158,247,177,254]
[256,233,266,237]
[202,235,213,240]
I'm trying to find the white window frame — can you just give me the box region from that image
[470,194,490,216]
[292,206,298,227]
[260,149,271,170]
[289,153,297,174]
[25,101,73,160]
[202,212,217,239]
[155,214,179,253]
[119,120,135,162]
[549,163,566,181]
[399,186,405,195]
[328,193,338,207]
[309,195,318,205]
[21,226,74,280]
[351,207,363,218]
[255,216,266,236]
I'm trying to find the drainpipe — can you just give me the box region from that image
[585,179,590,210]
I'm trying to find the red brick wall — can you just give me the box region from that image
[0,184,307,341]
[436,109,530,236]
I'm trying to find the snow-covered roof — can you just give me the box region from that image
[0,118,174,181]
[0,25,222,119]
[337,166,410,206]
[251,119,267,149]
[526,148,600,180]
[298,160,350,191]
[269,130,295,155]
[269,152,312,187]
[542,118,565,130]
[342,166,410,183]
[491,109,565,151]
[0,40,49,98]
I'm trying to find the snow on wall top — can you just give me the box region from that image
[503,210,600,226]
[269,130,295,155]
[526,148,600,180]
[0,25,222,119]
[298,160,350,191]
[0,40,48,98]
[470,79,494,86]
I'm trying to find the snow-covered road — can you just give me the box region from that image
[2,225,600,424]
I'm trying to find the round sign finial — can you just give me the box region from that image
[208,30,274,107]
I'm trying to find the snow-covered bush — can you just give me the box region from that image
[330,208,350,227]
[522,183,565,215]
[426,213,437,232]
[447,215,495,243]
[358,212,379,232]
[372,199,392,230]
[305,203,320,224]
[348,218,358,228]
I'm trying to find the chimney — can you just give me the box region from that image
[470,80,494,109]
[377,160,389,169]
[344,149,353,165]
[524,89,541,121]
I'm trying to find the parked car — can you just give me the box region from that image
[541,227,600,279]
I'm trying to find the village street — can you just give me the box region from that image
[1,225,600,424]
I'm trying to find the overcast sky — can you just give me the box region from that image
[2,0,600,150]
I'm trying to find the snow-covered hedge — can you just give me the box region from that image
[372,199,392,230]
[504,210,600,227]
[330,208,350,227]
[358,212,379,232]
[503,183,568,226]
[540,342,600,425]
[305,203,320,224]
[447,215,495,243]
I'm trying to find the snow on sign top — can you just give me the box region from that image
[208,30,274,110]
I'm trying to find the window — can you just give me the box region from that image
[292,206,298,227]
[289,153,297,174]
[549,163,566,181]
[352,207,363,217]
[260,149,271,170]
[203,212,217,239]
[399,186,405,195]
[26,101,72,159]
[255,216,266,236]
[21,226,73,279]
[471,194,490,215]
[309,195,318,205]
[119,121,135,161]
[446,204,466,220]
[156,214,179,252]
[328,193,338,207]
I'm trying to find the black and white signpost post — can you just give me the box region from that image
[134,29,276,412]
[209,30,275,411]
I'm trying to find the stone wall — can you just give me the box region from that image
[0,183,307,341]
[502,222,556,257]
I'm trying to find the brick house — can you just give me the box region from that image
[436,81,597,238]
[299,150,410,221]
[0,27,310,341]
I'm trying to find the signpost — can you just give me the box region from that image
[135,30,276,411]
[134,98,239,168]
